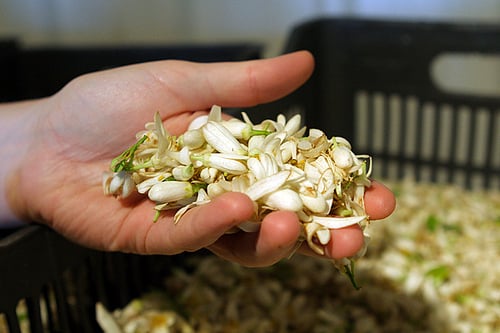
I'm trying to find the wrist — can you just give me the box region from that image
[0,99,45,226]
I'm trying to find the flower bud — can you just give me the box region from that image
[148,181,194,203]
[283,113,302,137]
[172,165,194,181]
[136,175,167,194]
[103,171,135,198]
[332,146,354,169]
[196,153,247,175]
[300,193,330,214]
[202,121,246,155]
[180,129,205,149]
[222,119,251,140]
[199,167,218,183]
[245,170,290,201]
[188,115,208,130]
[263,188,303,212]
[316,228,331,245]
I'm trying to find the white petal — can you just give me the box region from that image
[96,303,122,333]
[332,146,354,169]
[248,135,265,155]
[261,153,279,176]
[247,157,266,180]
[109,171,126,193]
[240,112,255,127]
[121,176,136,198]
[173,189,211,223]
[231,175,251,193]
[136,176,163,194]
[245,170,290,201]
[172,165,194,181]
[333,136,352,149]
[102,171,113,195]
[304,222,324,255]
[280,141,296,162]
[303,162,322,184]
[312,215,367,229]
[309,128,325,139]
[284,113,302,136]
[222,119,250,139]
[181,129,205,149]
[300,193,329,214]
[263,188,303,212]
[148,181,194,203]
[202,121,246,155]
[208,104,222,122]
[205,154,248,175]
[237,221,261,232]
[207,182,227,198]
[188,115,208,130]
[199,167,219,183]
[316,228,331,245]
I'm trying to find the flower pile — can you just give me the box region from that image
[103,105,373,276]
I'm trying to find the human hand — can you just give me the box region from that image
[5,51,395,267]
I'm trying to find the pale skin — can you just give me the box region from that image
[1,51,395,267]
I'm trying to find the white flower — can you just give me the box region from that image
[304,222,327,255]
[263,188,303,212]
[172,165,194,181]
[299,193,330,214]
[148,181,194,203]
[167,146,191,166]
[136,174,169,194]
[193,153,248,175]
[332,146,354,169]
[202,121,247,155]
[104,105,374,278]
[188,115,208,130]
[245,170,291,201]
[283,113,303,137]
[180,129,205,149]
[199,167,219,183]
[247,153,279,180]
[221,118,252,140]
[103,171,135,198]
[153,112,170,156]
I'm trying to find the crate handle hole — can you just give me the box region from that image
[431,52,500,98]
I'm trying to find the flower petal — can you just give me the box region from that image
[312,215,367,229]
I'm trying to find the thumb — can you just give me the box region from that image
[149,50,315,112]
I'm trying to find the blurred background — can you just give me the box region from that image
[1,0,499,188]
[1,0,500,98]
[1,0,500,56]
[0,2,499,333]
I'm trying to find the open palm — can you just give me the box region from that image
[8,51,395,267]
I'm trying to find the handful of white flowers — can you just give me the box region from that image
[103,105,373,285]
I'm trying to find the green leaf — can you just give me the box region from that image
[426,265,450,286]
[426,214,440,232]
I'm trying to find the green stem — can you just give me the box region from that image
[249,128,272,137]
[111,135,147,172]
[344,260,361,290]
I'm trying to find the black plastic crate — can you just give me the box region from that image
[252,18,500,189]
[0,40,18,103]
[1,43,262,102]
[0,225,193,333]
[2,18,500,333]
